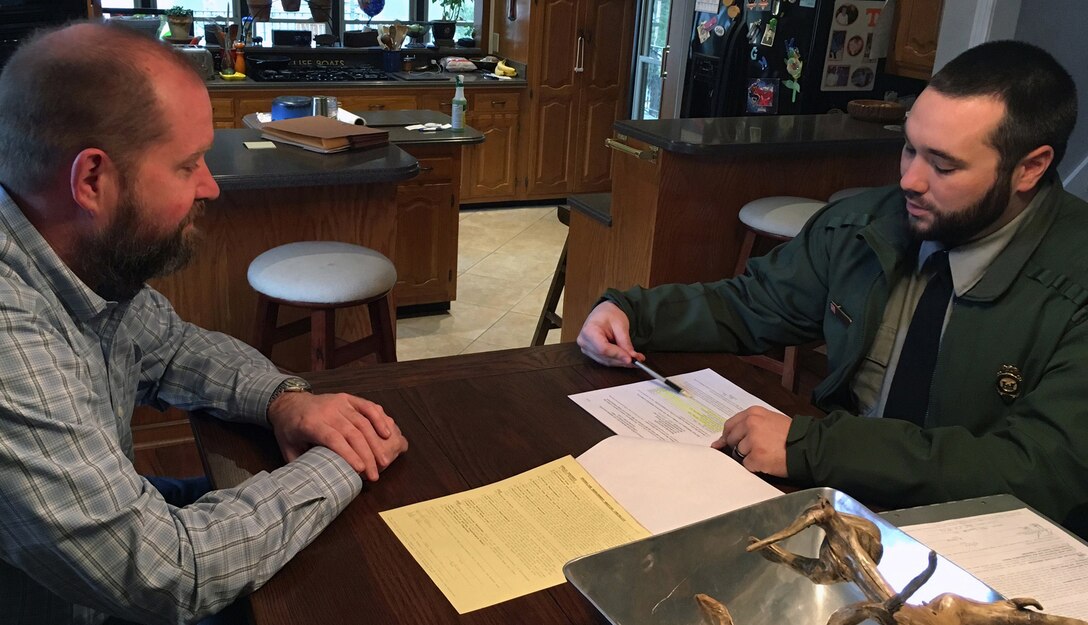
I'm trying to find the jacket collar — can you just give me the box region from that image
[857,181,1062,303]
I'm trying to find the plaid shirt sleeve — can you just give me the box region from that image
[0,278,363,624]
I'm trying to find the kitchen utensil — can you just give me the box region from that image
[379,33,394,50]
[391,22,408,49]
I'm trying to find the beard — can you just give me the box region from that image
[79,190,204,301]
[904,172,1012,247]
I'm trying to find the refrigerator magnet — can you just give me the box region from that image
[747,78,779,114]
[760,17,777,47]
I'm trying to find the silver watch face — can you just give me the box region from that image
[282,378,312,393]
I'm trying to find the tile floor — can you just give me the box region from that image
[395,204,567,361]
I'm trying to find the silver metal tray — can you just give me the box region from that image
[563,488,1000,625]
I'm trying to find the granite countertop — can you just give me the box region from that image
[241,110,485,146]
[613,114,904,156]
[208,129,420,191]
[206,72,526,88]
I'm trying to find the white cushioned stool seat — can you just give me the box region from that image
[737,196,825,239]
[247,241,398,370]
[828,187,872,203]
[248,241,396,304]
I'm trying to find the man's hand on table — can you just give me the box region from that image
[713,406,790,477]
[268,392,408,481]
[577,301,644,367]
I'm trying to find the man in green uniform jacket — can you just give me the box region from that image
[577,40,1087,537]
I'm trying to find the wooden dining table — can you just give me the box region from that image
[190,343,820,625]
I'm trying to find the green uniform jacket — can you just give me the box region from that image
[604,184,1088,536]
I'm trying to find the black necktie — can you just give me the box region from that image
[884,250,953,426]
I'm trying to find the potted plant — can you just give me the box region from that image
[431,0,464,44]
[307,0,331,23]
[164,5,193,38]
[247,0,273,21]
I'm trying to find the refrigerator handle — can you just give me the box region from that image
[574,35,585,73]
[660,44,669,79]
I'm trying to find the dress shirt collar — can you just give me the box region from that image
[0,184,111,321]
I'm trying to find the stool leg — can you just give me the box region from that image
[734,230,757,277]
[531,237,568,346]
[368,295,397,363]
[781,346,799,393]
[311,308,336,371]
[253,295,279,358]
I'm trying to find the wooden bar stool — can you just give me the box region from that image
[248,241,398,371]
[531,205,571,346]
[734,196,825,391]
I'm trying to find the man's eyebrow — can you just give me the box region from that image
[924,147,968,168]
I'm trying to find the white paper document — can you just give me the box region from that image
[576,436,781,534]
[903,508,1088,620]
[569,368,779,445]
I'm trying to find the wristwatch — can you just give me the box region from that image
[267,377,312,412]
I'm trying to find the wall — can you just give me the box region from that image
[934,0,1086,200]
[1014,0,1088,200]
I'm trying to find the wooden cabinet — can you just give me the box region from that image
[393,143,461,308]
[524,0,636,198]
[462,90,520,201]
[210,96,235,129]
[886,0,945,80]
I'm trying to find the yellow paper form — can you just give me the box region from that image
[379,456,651,613]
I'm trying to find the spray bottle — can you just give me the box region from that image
[451,74,466,131]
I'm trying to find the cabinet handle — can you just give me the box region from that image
[368,104,386,110]
[605,138,657,162]
[660,44,669,79]
[419,165,434,172]
[574,36,584,73]
[490,100,506,107]
[507,0,516,21]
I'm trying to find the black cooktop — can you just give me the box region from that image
[251,66,391,82]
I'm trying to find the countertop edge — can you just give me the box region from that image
[214,160,420,191]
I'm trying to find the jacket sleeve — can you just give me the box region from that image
[602,211,833,355]
[785,311,1088,534]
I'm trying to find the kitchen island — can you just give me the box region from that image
[562,114,905,340]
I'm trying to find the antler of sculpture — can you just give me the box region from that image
[695,497,1088,625]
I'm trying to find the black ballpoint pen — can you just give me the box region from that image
[631,358,693,398]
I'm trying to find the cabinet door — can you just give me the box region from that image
[886,0,944,80]
[525,0,580,197]
[393,146,459,307]
[573,0,636,192]
[463,111,519,201]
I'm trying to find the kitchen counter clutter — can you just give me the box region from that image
[150,110,479,375]
[561,113,905,340]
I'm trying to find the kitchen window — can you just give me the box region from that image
[99,0,475,43]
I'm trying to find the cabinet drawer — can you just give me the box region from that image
[470,91,520,112]
[412,156,454,183]
[210,97,235,120]
[339,95,418,113]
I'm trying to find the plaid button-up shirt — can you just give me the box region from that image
[0,187,362,625]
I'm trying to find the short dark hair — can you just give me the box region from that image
[928,40,1077,179]
[0,22,201,195]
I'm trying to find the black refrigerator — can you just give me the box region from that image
[681,0,887,117]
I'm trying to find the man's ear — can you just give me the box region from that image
[1013,145,1055,193]
[69,148,118,218]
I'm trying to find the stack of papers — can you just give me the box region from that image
[260,115,389,153]
[380,369,782,613]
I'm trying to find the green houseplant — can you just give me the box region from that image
[164,5,193,38]
[431,0,464,43]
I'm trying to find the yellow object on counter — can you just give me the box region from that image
[219,71,247,81]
